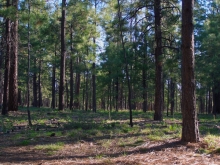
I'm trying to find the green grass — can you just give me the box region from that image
[1,107,220,156]
[34,142,64,155]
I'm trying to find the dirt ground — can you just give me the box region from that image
[0,132,220,165]
[0,110,220,165]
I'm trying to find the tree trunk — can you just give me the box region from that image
[208,88,212,114]
[27,0,32,125]
[65,79,69,108]
[85,69,89,111]
[142,65,148,112]
[170,78,175,116]
[92,63,96,112]
[59,0,67,110]
[2,1,11,115]
[69,59,74,110]
[117,0,133,127]
[51,57,56,109]
[181,0,199,142]
[74,66,80,109]
[8,0,18,111]
[166,79,170,116]
[212,85,220,115]
[115,76,119,111]
[38,60,42,107]
[33,58,38,107]
[0,42,3,106]
[154,0,163,121]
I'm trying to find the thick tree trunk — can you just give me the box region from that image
[59,0,67,110]
[181,0,199,142]
[154,0,163,121]
[8,0,18,111]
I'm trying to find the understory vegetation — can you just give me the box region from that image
[0,108,220,161]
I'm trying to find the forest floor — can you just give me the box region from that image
[0,108,220,165]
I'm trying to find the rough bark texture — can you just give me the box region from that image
[59,0,67,110]
[154,0,163,121]
[181,0,199,142]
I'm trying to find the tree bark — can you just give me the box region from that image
[2,1,11,115]
[59,0,67,110]
[154,0,163,121]
[181,0,199,142]
[8,0,18,111]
